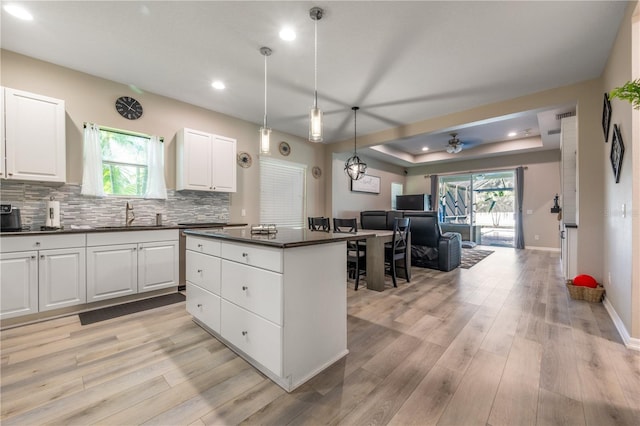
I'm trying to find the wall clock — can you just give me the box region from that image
[279,141,291,156]
[237,151,252,168]
[115,96,143,120]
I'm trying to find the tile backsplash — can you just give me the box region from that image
[0,181,230,229]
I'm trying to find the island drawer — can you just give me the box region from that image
[186,283,221,334]
[221,299,282,376]
[220,241,282,273]
[186,250,221,295]
[186,236,221,256]
[221,260,282,325]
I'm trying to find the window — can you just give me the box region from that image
[260,157,306,228]
[391,182,403,210]
[100,129,150,196]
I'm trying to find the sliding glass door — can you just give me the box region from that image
[438,170,516,247]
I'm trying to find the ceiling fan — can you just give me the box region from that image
[446,132,463,154]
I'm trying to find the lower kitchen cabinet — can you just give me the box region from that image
[0,251,38,319]
[87,243,138,302]
[0,234,86,319]
[86,230,179,303]
[186,282,221,334]
[39,247,86,311]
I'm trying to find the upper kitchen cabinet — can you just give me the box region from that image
[2,87,66,183]
[176,128,236,192]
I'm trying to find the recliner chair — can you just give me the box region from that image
[402,211,461,272]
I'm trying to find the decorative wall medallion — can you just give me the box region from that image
[279,141,291,156]
[237,151,252,168]
[312,166,322,179]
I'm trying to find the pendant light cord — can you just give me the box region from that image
[264,52,268,129]
[353,107,358,153]
[314,17,318,108]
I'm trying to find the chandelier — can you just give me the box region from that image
[344,106,367,180]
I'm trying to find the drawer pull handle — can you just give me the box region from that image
[31,255,36,260]
[197,269,202,273]
[242,252,248,258]
[197,244,203,248]
[197,303,202,308]
[242,286,248,291]
[35,242,41,246]
[242,331,248,336]
[40,255,45,259]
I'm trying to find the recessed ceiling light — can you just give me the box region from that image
[279,27,296,41]
[421,147,429,151]
[3,4,33,21]
[211,81,225,90]
[508,131,517,137]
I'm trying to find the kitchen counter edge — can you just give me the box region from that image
[0,223,248,236]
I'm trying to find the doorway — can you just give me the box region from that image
[438,170,516,247]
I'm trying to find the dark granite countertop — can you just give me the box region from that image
[0,223,247,236]
[184,227,374,248]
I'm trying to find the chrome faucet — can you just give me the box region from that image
[126,202,135,226]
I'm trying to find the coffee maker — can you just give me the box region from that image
[0,204,22,232]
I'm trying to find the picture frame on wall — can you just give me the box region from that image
[350,174,381,194]
[602,93,612,142]
[610,124,625,183]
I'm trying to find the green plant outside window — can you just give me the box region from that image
[100,130,149,196]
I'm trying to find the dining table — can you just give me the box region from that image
[353,229,411,292]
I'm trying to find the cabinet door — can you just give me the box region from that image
[39,247,86,311]
[1,87,4,177]
[0,251,38,319]
[211,135,236,192]
[87,244,137,302]
[138,241,179,292]
[4,88,66,183]
[177,128,212,191]
[186,283,221,334]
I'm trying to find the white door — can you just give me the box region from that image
[39,247,86,311]
[138,241,178,292]
[4,88,66,182]
[87,244,137,301]
[211,135,236,192]
[181,129,212,191]
[0,251,38,319]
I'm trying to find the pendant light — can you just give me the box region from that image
[309,7,324,142]
[259,46,272,154]
[344,106,367,180]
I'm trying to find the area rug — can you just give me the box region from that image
[460,248,494,269]
[79,293,185,325]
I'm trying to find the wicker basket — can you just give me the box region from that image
[566,279,605,302]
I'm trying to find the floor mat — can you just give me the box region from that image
[460,248,494,269]
[79,293,185,325]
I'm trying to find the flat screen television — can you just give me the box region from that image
[396,194,431,211]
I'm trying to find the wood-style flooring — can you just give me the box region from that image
[1,247,639,425]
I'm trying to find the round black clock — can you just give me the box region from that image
[115,96,143,120]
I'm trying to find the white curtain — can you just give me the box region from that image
[81,123,105,197]
[144,135,167,199]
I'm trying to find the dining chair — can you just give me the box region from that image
[308,216,331,232]
[333,218,366,290]
[385,217,411,287]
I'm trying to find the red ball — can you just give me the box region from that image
[573,274,598,288]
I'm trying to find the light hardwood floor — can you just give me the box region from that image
[1,247,639,425]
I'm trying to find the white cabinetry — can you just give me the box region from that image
[0,234,86,319]
[176,128,236,192]
[2,87,66,183]
[561,225,578,280]
[185,235,348,392]
[86,230,178,302]
[560,116,578,225]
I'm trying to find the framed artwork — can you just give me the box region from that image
[602,93,612,142]
[610,124,625,183]
[350,174,380,194]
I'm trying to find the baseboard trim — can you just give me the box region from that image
[526,246,560,252]
[603,296,640,351]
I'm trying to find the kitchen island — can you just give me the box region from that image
[183,228,363,392]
